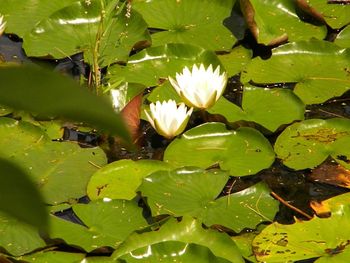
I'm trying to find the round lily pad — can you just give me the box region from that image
[87,159,172,201]
[133,0,237,51]
[164,122,275,176]
[274,118,350,170]
[241,40,350,104]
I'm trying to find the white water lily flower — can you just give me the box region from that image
[169,63,228,109]
[0,15,6,36]
[145,100,193,139]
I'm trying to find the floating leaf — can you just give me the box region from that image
[311,192,350,216]
[0,65,130,142]
[310,163,350,189]
[0,158,47,230]
[87,159,172,200]
[0,118,106,204]
[18,0,150,67]
[241,40,350,104]
[297,0,350,29]
[118,241,231,263]
[218,46,252,77]
[0,212,45,257]
[335,25,350,48]
[20,251,85,263]
[112,217,244,263]
[133,0,236,51]
[253,211,350,262]
[49,199,147,251]
[209,86,305,132]
[274,118,350,170]
[107,43,222,87]
[240,0,326,45]
[139,168,278,232]
[164,123,275,176]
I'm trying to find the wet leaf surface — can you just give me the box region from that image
[87,159,172,200]
[241,40,350,104]
[49,199,148,251]
[240,0,326,45]
[0,118,106,204]
[133,0,237,51]
[107,43,222,87]
[164,122,275,176]
[0,212,45,256]
[275,118,350,170]
[139,167,278,232]
[209,86,305,131]
[112,216,244,263]
[310,163,350,189]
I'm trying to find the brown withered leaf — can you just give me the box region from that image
[309,163,350,189]
[121,93,143,143]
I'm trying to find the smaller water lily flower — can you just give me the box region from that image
[0,15,6,36]
[169,63,228,109]
[144,100,193,139]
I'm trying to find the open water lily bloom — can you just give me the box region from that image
[169,64,228,109]
[145,100,193,139]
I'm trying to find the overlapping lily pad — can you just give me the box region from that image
[253,193,350,262]
[11,0,150,66]
[49,200,148,251]
[20,251,86,263]
[0,212,45,256]
[133,0,237,51]
[139,168,278,232]
[297,0,350,29]
[275,118,350,170]
[241,40,350,104]
[335,25,350,48]
[118,241,231,263]
[240,0,326,45]
[164,123,275,176]
[112,217,244,263]
[107,43,222,87]
[0,118,106,204]
[209,86,305,131]
[218,46,252,77]
[87,159,172,201]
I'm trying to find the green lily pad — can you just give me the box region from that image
[164,122,275,176]
[20,251,85,263]
[240,40,350,104]
[274,118,350,170]
[232,233,258,263]
[0,212,45,257]
[112,216,244,263]
[118,241,231,263]
[0,105,12,117]
[335,25,350,48]
[87,159,172,201]
[106,43,222,87]
[20,0,150,67]
[49,199,148,251]
[139,168,278,232]
[146,81,182,104]
[0,118,106,204]
[133,0,236,51]
[240,0,326,45]
[218,46,252,77]
[0,65,130,142]
[209,86,305,132]
[0,158,47,231]
[298,0,350,29]
[253,211,350,262]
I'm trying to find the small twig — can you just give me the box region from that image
[318,109,345,118]
[88,161,102,169]
[271,191,313,220]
